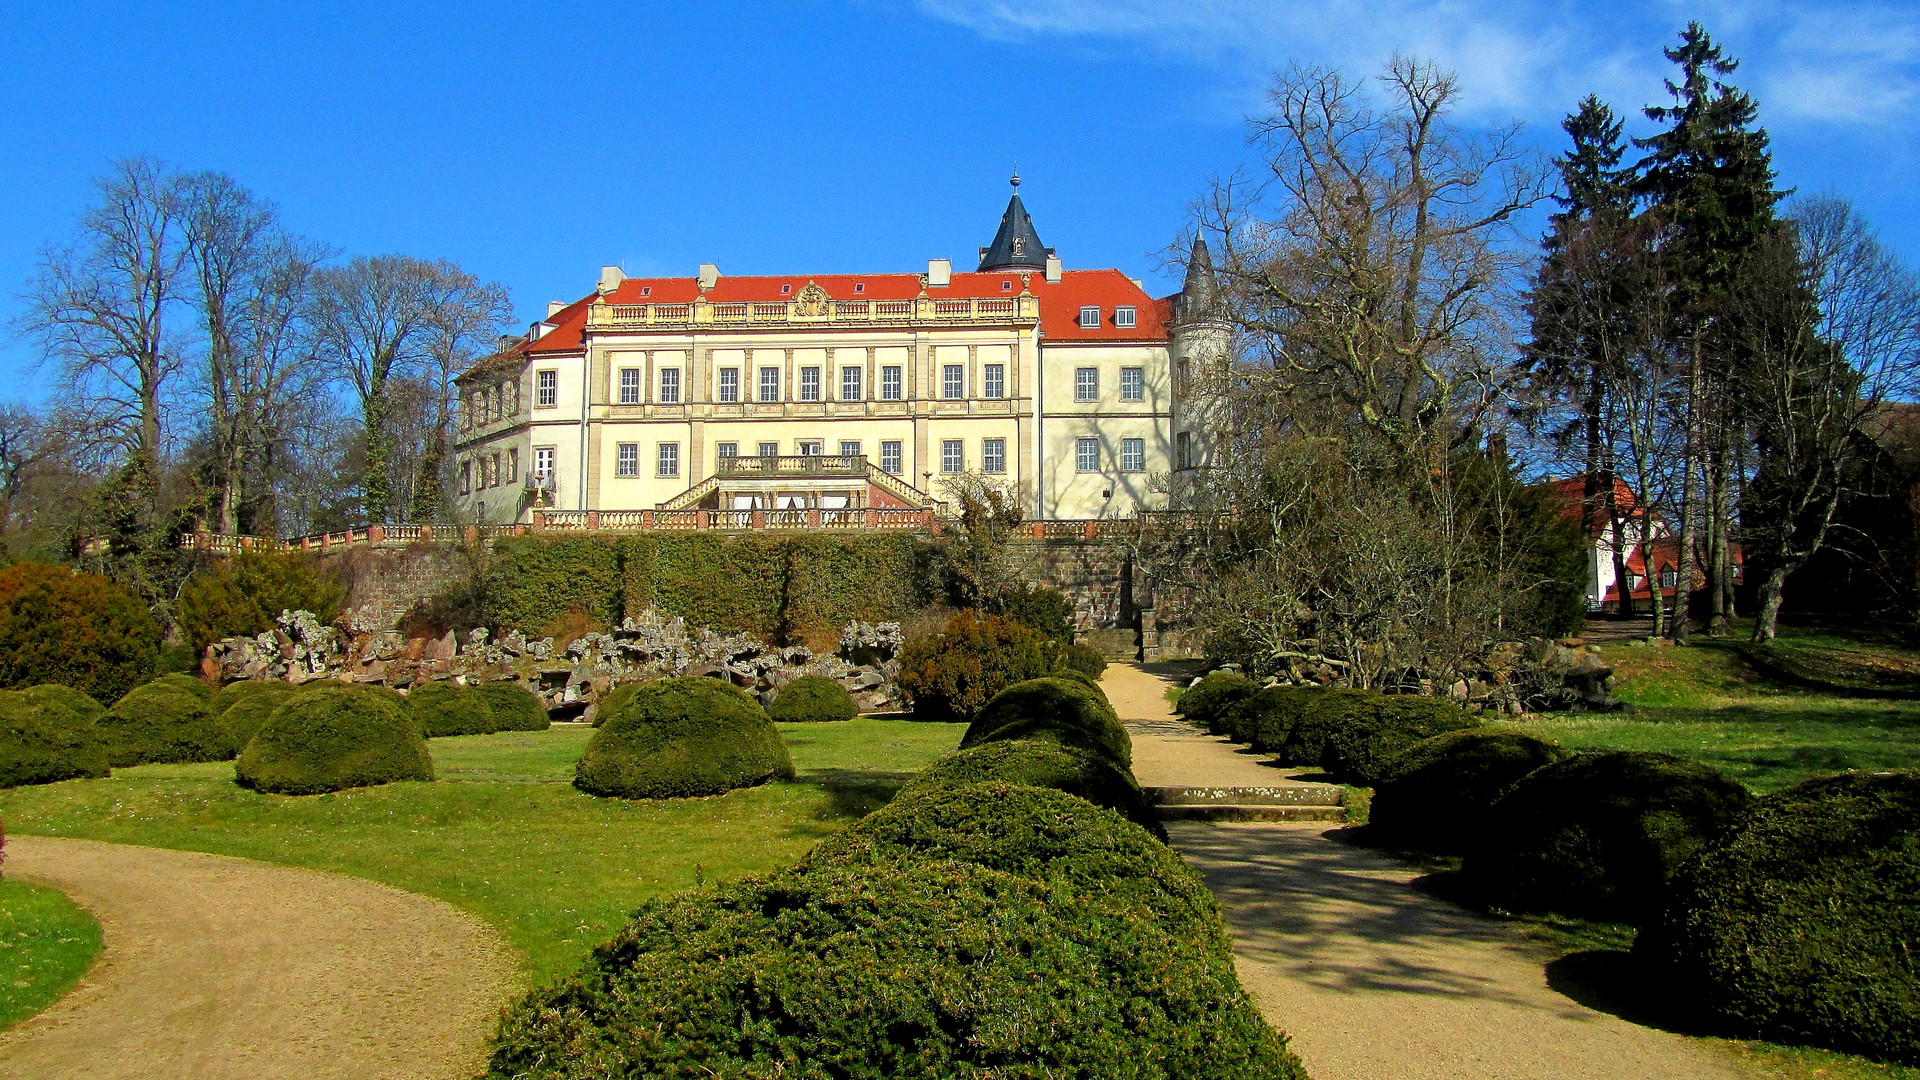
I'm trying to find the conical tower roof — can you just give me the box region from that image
[976,173,1052,272]
[1175,235,1220,320]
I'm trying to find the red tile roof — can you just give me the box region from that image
[1549,476,1645,538]
[520,269,1169,356]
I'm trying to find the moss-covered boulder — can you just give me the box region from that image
[1467,751,1752,923]
[473,681,551,731]
[214,681,301,756]
[959,676,1131,769]
[1318,695,1480,786]
[1368,729,1572,854]
[410,680,498,737]
[574,677,793,799]
[0,690,109,788]
[150,672,214,701]
[899,739,1161,835]
[1638,771,1920,1065]
[1177,670,1258,735]
[17,684,104,724]
[236,683,434,795]
[99,683,227,767]
[767,674,858,723]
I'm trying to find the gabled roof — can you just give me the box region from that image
[977,176,1051,272]
[1549,475,1645,538]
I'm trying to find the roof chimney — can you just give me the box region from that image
[546,300,566,318]
[1045,254,1062,284]
[927,258,951,287]
[698,263,721,290]
[597,266,625,294]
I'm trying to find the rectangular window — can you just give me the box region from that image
[460,460,471,494]
[759,368,780,402]
[880,441,902,475]
[758,441,779,458]
[615,443,639,477]
[658,442,680,477]
[841,366,862,401]
[942,364,964,400]
[1176,431,1191,470]
[1075,367,1098,402]
[1076,437,1099,472]
[507,448,519,484]
[941,439,963,474]
[507,381,519,414]
[799,366,821,402]
[1660,568,1678,589]
[983,363,1004,399]
[659,368,681,404]
[618,368,640,404]
[798,440,822,456]
[488,453,500,487]
[982,438,1006,474]
[1120,367,1143,402]
[1078,306,1102,328]
[1121,437,1144,472]
[839,440,862,460]
[536,370,557,407]
[1115,305,1137,328]
[717,442,737,459]
[534,446,554,481]
[718,368,740,403]
[881,366,902,401]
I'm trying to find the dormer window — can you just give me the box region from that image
[1078,306,1102,329]
[854,282,864,293]
[1002,280,1012,291]
[781,284,792,295]
[1115,305,1137,328]
[641,286,651,297]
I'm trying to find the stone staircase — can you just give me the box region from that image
[1146,783,1346,823]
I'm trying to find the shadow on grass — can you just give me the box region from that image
[789,767,913,822]
[1544,950,1733,1039]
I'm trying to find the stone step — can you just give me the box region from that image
[1154,803,1347,823]
[1146,785,1344,807]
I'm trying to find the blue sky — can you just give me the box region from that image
[2,1,1915,403]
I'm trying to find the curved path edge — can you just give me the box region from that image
[0,836,519,1080]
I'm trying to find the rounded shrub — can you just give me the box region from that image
[472,681,551,731]
[1277,689,1376,767]
[574,677,794,799]
[1176,670,1257,734]
[236,683,434,795]
[1047,664,1109,699]
[98,683,226,767]
[1466,751,1752,923]
[1053,641,1108,679]
[767,674,858,723]
[899,739,1160,835]
[150,672,214,702]
[959,676,1131,769]
[590,682,645,727]
[1218,685,1320,751]
[1638,771,1920,1064]
[409,680,498,738]
[0,690,109,788]
[894,610,1052,722]
[1368,729,1572,854]
[0,562,159,705]
[1318,694,1480,786]
[484,856,1302,1080]
[214,680,300,756]
[17,684,104,724]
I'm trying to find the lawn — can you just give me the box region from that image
[0,717,967,987]
[0,877,101,1030]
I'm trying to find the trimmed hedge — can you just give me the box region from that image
[410,681,498,738]
[1048,665,1109,700]
[1218,685,1321,751]
[1277,689,1376,767]
[486,788,1303,1080]
[0,562,159,705]
[1053,641,1108,679]
[150,672,213,702]
[1368,729,1572,854]
[574,677,794,799]
[473,681,551,731]
[590,682,644,727]
[0,690,109,788]
[768,674,858,723]
[898,740,1161,836]
[896,611,1052,723]
[214,681,301,756]
[1176,670,1257,734]
[1318,695,1479,786]
[17,684,104,724]
[1639,771,1920,1064]
[236,683,435,795]
[959,677,1132,769]
[99,683,227,768]
[1467,751,1753,923]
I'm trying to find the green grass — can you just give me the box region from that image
[0,877,101,1029]
[0,717,966,988]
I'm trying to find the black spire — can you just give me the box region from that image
[976,172,1052,272]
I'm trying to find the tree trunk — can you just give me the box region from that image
[1752,562,1794,641]
[1673,335,1702,644]
[363,382,390,523]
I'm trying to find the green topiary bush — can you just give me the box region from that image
[959,676,1132,769]
[236,683,435,795]
[409,681,498,738]
[17,684,104,724]
[1047,665,1109,700]
[894,611,1052,723]
[0,562,159,706]
[472,681,551,731]
[898,740,1161,836]
[1176,670,1257,734]
[1466,751,1753,923]
[767,674,858,723]
[150,672,213,702]
[0,690,109,788]
[484,853,1302,1080]
[574,677,794,799]
[1368,729,1572,854]
[1277,689,1376,767]
[1638,771,1920,1065]
[1217,685,1320,751]
[1053,641,1108,679]
[214,681,301,756]
[98,683,227,768]
[1318,694,1480,786]
[590,682,644,727]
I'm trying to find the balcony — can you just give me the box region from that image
[585,294,1039,331]
[715,454,867,479]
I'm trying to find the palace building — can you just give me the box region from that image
[452,178,1225,525]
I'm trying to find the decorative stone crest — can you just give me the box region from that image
[792,281,831,316]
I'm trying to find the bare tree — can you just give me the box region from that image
[409,271,512,521]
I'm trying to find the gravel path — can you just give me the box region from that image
[1100,663,1751,1080]
[0,836,519,1080]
